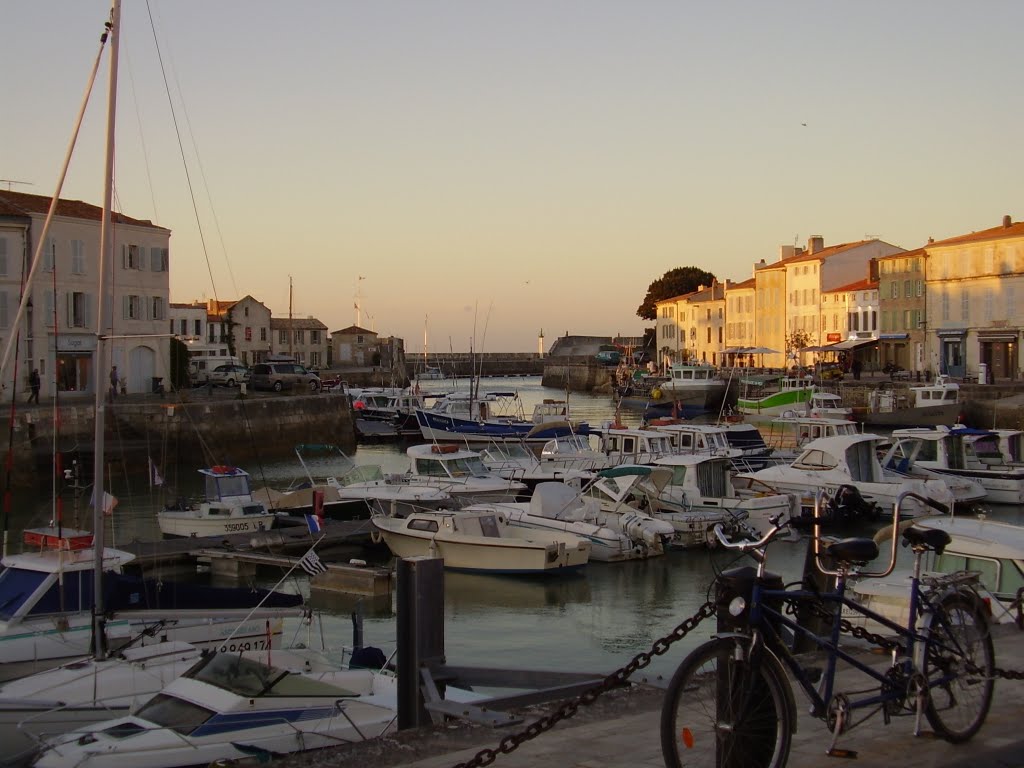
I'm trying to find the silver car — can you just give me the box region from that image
[250,362,321,393]
[207,363,250,387]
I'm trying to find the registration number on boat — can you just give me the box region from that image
[224,522,252,532]
[218,639,270,653]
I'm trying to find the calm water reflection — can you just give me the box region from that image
[10,376,1024,679]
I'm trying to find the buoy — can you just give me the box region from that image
[651,388,663,400]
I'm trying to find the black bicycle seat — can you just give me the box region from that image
[902,526,951,554]
[825,537,879,565]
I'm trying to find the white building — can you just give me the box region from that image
[0,191,170,399]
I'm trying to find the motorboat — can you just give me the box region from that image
[351,388,425,438]
[643,362,731,418]
[478,442,595,490]
[328,464,452,518]
[414,391,589,444]
[592,426,675,466]
[31,650,399,768]
[405,444,528,506]
[643,422,743,461]
[760,415,861,462]
[0,529,302,683]
[538,434,616,472]
[850,515,1024,632]
[889,426,1024,505]
[651,455,797,541]
[965,428,1024,467]
[860,374,961,428]
[736,375,814,417]
[468,480,672,562]
[371,509,591,574]
[722,423,775,471]
[806,390,852,420]
[158,466,276,537]
[735,433,981,517]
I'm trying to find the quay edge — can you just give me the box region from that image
[12,393,358,487]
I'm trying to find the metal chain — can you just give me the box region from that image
[451,600,717,768]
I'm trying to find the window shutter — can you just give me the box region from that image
[123,295,130,320]
[162,249,169,271]
[0,292,8,329]
[150,247,159,271]
[122,244,128,269]
[0,238,7,276]
[85,294,93,329]
[44,291,55,327]
[138,247,146,271]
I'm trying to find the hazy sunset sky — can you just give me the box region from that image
[4,2,1023,352]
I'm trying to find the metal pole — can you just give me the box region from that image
[396,556,444,730]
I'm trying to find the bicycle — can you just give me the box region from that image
[660,488,995,767]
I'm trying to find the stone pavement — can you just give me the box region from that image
[364,625,1024,768]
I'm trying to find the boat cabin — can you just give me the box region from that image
[667,362,719,384]
[201,466,255,503]
[596,427,674,465]
[646,423,740,459]
[407,444,490,478]
[910,375,960,406]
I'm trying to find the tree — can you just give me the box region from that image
[637,267,718,320]
[785,330,813,366]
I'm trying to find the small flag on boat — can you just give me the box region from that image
[90,490,119,516]
[298,550,328,576]
[305,513,324,534]
[148,457,164,488]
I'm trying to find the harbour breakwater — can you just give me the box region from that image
[11,392,357,487]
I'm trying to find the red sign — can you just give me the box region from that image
[826,333,842,342]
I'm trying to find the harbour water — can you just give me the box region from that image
[10,376,1024,683]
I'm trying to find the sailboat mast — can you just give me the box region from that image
[288,275,293,360]
[92,0,120,661]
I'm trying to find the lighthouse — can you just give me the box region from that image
[538,329,545,358]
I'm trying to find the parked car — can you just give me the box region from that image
[595,350,621,365]
[207,363,251,387]
[250,362,321,393]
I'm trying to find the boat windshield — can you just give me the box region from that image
[338,465,386,485]
[207,474,250,500]
[0,568,91,619]
[135,693,214,735]
[184,652,284,696]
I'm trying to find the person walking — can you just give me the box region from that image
[27,369,40,404]
[851,358,862,381]
[109,365,119,401]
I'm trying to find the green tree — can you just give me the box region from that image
[785,330,813,364]
[169,338,191,390]
[636,267,718,320]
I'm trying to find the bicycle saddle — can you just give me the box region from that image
[902,526,951,554]
[825,537,879,565]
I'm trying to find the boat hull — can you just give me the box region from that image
[157,511,276,538]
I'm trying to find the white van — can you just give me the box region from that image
[189,355,243,385]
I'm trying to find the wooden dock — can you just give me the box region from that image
[116,518,392,595]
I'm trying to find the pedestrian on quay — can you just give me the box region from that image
[852,358,862,381]
[27,369,40,404]
[109,365,119,401]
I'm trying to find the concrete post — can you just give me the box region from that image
[397,556,445,730]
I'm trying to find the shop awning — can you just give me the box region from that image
[823,338,877,351]
[878,333,909,340]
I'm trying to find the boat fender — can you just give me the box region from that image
[651,388,663,401]
[369,528,383,545]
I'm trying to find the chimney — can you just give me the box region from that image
[927,236,934,244]
[754,258,768,273]
[808,235,824,254]
[1003,215,1012,228]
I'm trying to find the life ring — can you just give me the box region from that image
[651,388,663,401]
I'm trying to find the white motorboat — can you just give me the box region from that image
[328,464,452,517]
[643,422,743,461]
[0,529,301,684]
[651,455,797,541]
[735,433,980,517]
[158,466,276,538]
[405,444,528,506]
[646,362,731,417]
[593,426,675,466]
[850,515,1024,632]
[965,428,1024,467]
[760,414,861,462]
[31,650,399,768]
[862,374,962,428]
[478,442,595,490]
[806,390,852,420]
[539,434,615,472]
[468,480,672,562]
[414,391,589,445]
[889,426,1024,505]
[371,509,591,574]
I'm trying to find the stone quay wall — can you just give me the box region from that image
[12,392,357,486]
[541,361,615,393]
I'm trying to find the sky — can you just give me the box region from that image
[4,2,1024,353]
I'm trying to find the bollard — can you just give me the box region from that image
[351,603,364,651]
[397,556,445,730]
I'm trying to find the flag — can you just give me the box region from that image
[90,490,119,516]
[298,550,328,576]
[148,457,164,488]
[305,513,324,534]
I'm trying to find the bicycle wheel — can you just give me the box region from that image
[661,637,792,768]
[922,592,995,743]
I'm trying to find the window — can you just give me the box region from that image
[295,329,305,344]
[70,292,91,327]
[0,237,6,276]
[0,291,7,328]
[260,327,267,342]
[194,319,201,336]
[244,306,250,318]
[706,327,711,343]
[915,279,923,298]
[311,330,321,344]
[903,280,912,298]
[310,351,321,366]
[961,290,970,322]
[984,289,994,322]
[179,319,187,335]
[941,292,950,322]
[44,237,56,271]
[123,294,141,320]
[903,309,912,330]
[71,240,85,274]
[150,247,169,272]
[356,335,365,344]
[122,244,141,269]
[278,329,288,344]
[151,296,165,321]
[245,326,252,341]
[1008,286,1016,319]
